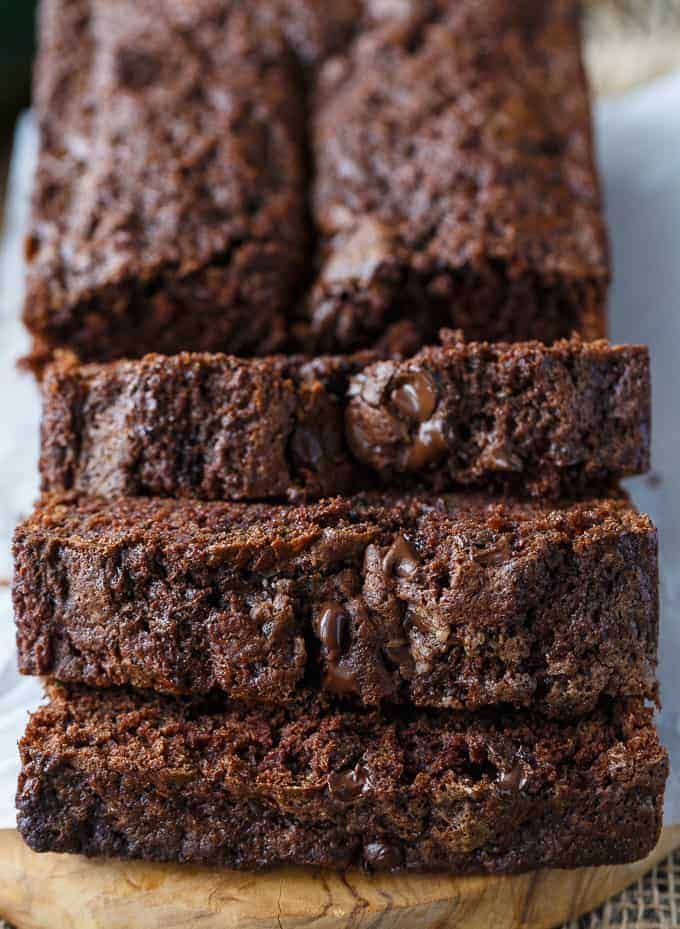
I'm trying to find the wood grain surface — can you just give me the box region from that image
[0,827,677,929]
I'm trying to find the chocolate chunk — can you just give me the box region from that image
[291,426,326,471]
[324,662,360,695]
[364,841,404,871]
[317,602,350,661]
[391,370,438,422]
[404,418,448,470]
[499,764,528,794]
[328,764,371,801]
[383,535,420,578]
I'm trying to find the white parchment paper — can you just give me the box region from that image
[1,74,679,829]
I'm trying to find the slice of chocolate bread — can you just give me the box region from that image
[17,685,667,873]
[14,492,658,717]
[38,338,650,503]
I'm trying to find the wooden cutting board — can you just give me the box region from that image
[0,827,677,929]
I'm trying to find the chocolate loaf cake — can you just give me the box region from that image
[25,0,608,364]
[17,685,667,872]
[305,0,609,350]
[38,337,650,503]
[24,0,308,363]
[14,492,658,717]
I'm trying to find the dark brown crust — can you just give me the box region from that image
[16,685,667,873]
[24,0,308,362]
[38,337,650,503]
[24,1,608,363]
[13,492,658,716]
[304,0,609,351]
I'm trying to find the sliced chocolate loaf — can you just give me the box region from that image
[39,338,650,502]
[14,492,658,717]
[17,685,667,872]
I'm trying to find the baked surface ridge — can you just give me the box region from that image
[38,337,650,502]
[16,685,667,872]
[14,491,658,715]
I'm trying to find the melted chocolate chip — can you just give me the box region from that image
[404,418,447,470]
[498,764,528,794]
[391,370,438,422]
[364,841,404,871]
[384,638,411,667]
[324,662,360,695]
[291,426,325,471]
[317,602,350,661]
[328,764,371,801]
[383,535,419,578]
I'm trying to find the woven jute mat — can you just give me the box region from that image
[561,849,680,929]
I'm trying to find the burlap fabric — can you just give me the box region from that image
[560,850,680,929]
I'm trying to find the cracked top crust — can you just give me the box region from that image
[25,0,608,361]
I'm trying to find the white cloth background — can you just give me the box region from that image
[0,73,679,828]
